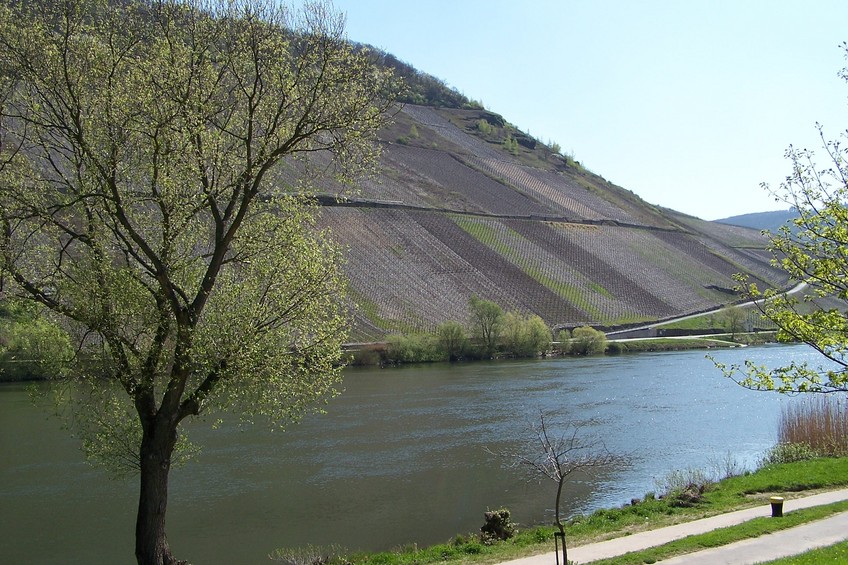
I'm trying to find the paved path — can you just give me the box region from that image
[501,488,848,564]
[659,512,848,564]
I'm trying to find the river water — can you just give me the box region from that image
[0,343,818,564]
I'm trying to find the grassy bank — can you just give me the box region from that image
[590,500,848,565]
[269,457,848,565]
[611,337,738,352]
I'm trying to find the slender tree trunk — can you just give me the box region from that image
[555,477,568,565]
[136,422,180,565]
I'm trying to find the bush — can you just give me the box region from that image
[435,321,469,361]
[345,345,385,366]
[707,451,747,480]
[605,341,625,354]
[500,312,551,358]
[554,329,572,354]
[384,334,445,364]
[654,468,713,501]
[476,119,494,136]
[761,442,822,465]
[480,508,516,544]
[570,326,607,355]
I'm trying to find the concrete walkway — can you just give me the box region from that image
[502,488,848,565]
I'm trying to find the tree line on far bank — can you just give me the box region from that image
[349,296,608,366]
[0,294,607,379]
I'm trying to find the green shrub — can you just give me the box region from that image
[605,341,625,354]
[761,442,822,465]
[476,119,494,136]
[554,329,572,354]
[435,321,470,361]
[385,333,445,364]
[480,508,516,544]
[654,467,713,501]
[500,311,551,358]
[570,326,607,355]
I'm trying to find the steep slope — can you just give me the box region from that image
[307,104,789,341]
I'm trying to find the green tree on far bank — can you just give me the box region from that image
[501,311,552,357]
[469,296,504,357]
[436,321,470,361]
[722,305,747,339]
[0,300,73,381]
[571,326,607,355]
[381,300,557,364]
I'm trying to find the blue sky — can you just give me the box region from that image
[321,0,847,220]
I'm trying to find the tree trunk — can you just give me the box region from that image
[555,477,568,565]
[135,422,180,565]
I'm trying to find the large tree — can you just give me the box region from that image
[0,1,398,563]
[716,45,848,395]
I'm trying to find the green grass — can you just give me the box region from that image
[298,458,848,565]
[656,315,723,331]
[759,540,848,564]
[590,500,848,565]
[614,338,737,352]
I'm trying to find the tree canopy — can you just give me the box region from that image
[716,44,848,395]
[0,0,399,563]
[469,295,503,357]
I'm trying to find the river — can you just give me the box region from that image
[0,343,817,564]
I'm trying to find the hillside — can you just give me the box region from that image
[714,208,799,232]
[292,98,790,342]
[266,54,789,341]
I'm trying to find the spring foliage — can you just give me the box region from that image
[0,1,400,562]
[0,0,400,467]
[716,45,848,394]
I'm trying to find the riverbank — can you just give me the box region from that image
[344,331,777,368]
[301,457,848,565]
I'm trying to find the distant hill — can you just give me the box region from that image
[291,54,792,341]
[713,209,798,233]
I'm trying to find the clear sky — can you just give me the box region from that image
[319,0,848,221]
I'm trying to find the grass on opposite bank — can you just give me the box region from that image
[614,337,737,352]
[271,458,848,565]
[612,332,778,353]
